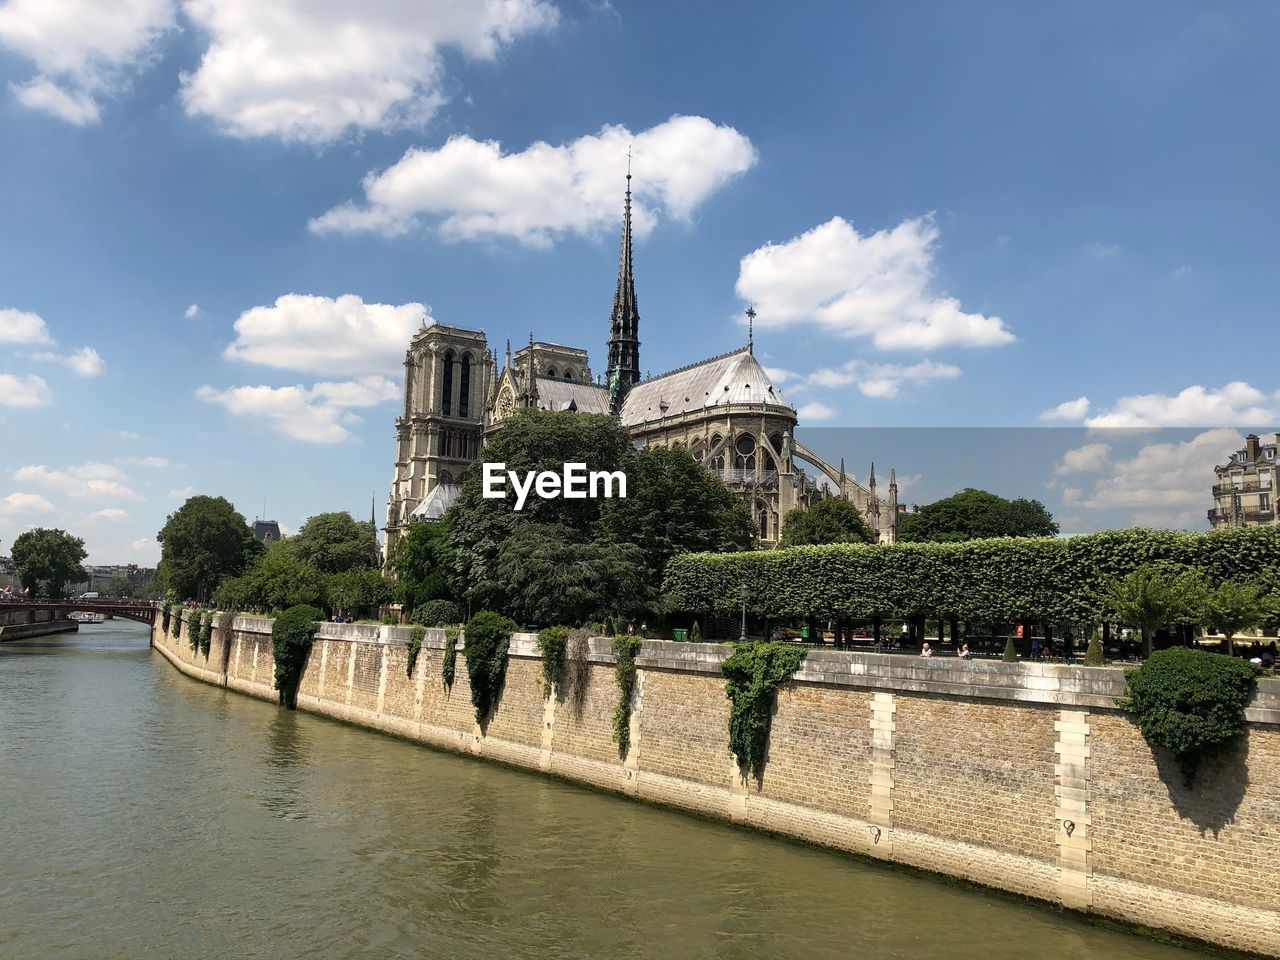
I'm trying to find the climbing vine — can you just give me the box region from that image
[611,635,642,757]
[161,603,172,633]
[721,641,807,779]
[173,608,183,639]
[442,625,459,688]
[406,626,425,677]
[198,610,212,656]
[536,626,569,697]
[1117,647,1256,786]
[187,610,201,653]
[271,604,322,709]
[463,612,515,720]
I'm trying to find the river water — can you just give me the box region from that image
[0,621,1209,960]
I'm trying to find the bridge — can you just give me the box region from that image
[1,599,158,626]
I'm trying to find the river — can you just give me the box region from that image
[0,620,1210,960]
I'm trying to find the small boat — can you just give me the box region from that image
[68,612,106,624]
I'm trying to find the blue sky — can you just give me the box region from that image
[1,0,1277,562]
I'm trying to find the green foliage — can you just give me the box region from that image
[1106,566,1205,658]
[611,635,642,757]
[10,527,87,597]
[1084,635,1106,666]
[1200,579,1262,655]
[188,610,201,653]
[161,603,172,633]
[406,626,425,677]
[327,568,393,619]
[103,575,133,598]
[897,487,1058,543]
[689,620,702,643]
[390,520,457,613]
[463,611,515,721]
[1117,648,1257,785]
[721,641,807,779]
[442,626,459,689]
[198,610,212,656]
[1002,636,1017,662]
[536,626,569,697]
[292,511,380,574]
[216,539,327,613]
[779,496,876,547]
[271,604,323,708]
[157,496,261,601]
[173,607,183,639]
[410,599,462,626]
[663,526,1280,632]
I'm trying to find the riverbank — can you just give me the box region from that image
[0,608,78,642]
[152,611,1280,958]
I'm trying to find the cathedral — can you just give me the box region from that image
[384,175,899,557]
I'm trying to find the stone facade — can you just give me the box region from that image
[153,612,1280,956]
[1209,431,1279,528]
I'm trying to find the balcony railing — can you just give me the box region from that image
[1213,480,1273,496]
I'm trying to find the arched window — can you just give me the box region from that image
[441,351,455,416]
[756,502,769,540]
[459,355,471,418]
[546,367,557,379]
[564,369,573,380]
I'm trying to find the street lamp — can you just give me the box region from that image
[739,583,750,643]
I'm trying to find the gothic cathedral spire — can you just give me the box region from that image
[606,165,641,413]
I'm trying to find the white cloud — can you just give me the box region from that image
[807,358,961,399]
[0,0,174,124]
[735,216,1014,351]
[0,373,52,407]
[13,462,142,501]
[197,375,400,443]
[168,486,197,499]
[761,366,800,385]
[797,401,836,422]
[0,307,55,345]
[1040,396,1090,422]
[116,430,140,440]
[184,303,200,319]
[1084,242,1123,260]
[224,293,428,376]
[180,0,557,144]
[1054,442,1110,476]
[1083,428,1239,511]
[88,507,128,522]
[118,456,168,468]
[28,346,105,378]
[1084,382,1280,428]
[0,492,55,516]
[311,115,757,245]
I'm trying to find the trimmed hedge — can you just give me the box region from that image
[663,526,1280,624]
[411,599,462,626]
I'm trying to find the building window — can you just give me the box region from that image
[1262,469,1272,489]
[1262,493,1272,512]
[442,352,454,416]
[459,355,471,418]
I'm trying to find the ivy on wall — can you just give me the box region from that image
[271,604,322,709]
[442,626,459,689]
[721,642,806,779]
[611,635,642,757]
[1117,648,1257,785]
[536,626,569,698]
[406,626,425,677]
[161,603,172,633]
[198,611,212,656]
[463,612,515,721]
[187,610,201,653]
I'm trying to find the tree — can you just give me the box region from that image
[221,539,327,612]
[1106,566,1203,659]
[11,528,87,597]
[157,496,261,601]
[327,568,393,619]
[103,575,133,598]
[390,519,457,612]
[898,488,1059,543]
[292,512,379,574]
[597,447,756,584]
[779,496,877,547]
[1200,579,1262,657]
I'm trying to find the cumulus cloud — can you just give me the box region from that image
[1084,382,1280,428]
[1040,396,1090,422]
[180,0,557,144]
[1054,442,1110,476]
[762,366,800,385]
[0,307,55,345]
[223,293,428,376]
[797,401,836,422]
[13,462,142,501]
[0,0,174,124]
[118,456,168,468]
[0,373,52,407]
[88,507,128,522]
[735,216,1014,351]
[28,346,105,378]
[0,492,55,516]
[168,486,197,499]
[184,303,200,319]
[1082,428,1239,511]
[197,375,400,443]
[310,115,757,245]
[807,358,961,399]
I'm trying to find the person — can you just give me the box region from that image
[1261,642,1276,670]
[901,622,910,644]
[1030,635,1041,661]
[919,642,933,658]
[958,643,972,660]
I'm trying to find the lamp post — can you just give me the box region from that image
[739,583,750,643]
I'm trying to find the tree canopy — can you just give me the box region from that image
[390,518,457,612]
[10,528,87,597]
[292,511,380,573]
[897,487,1058,542]
[157,496,261,601]
[779,496,877,547]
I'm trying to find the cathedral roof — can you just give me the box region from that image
[618,347,795,427]
[532,377,610,414]
[409,483,461,522]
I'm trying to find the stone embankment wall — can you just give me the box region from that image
[152,611,1280,957]
[0,608,77,641]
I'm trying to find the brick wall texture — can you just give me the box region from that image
[151,614,1280,957]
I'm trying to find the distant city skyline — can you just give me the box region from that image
[2,1,1278,562]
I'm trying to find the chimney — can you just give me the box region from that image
[1245,434,1260,462]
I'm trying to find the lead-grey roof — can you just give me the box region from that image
[534,377,610,414]
[409,483,461,522]
[619,348,794,427]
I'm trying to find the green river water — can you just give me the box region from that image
[0,621,1211,960]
